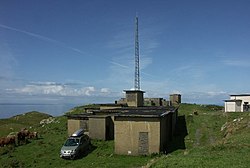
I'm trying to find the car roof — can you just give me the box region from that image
[71,129,84,137]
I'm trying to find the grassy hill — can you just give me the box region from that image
[0,104,249,168]
[0,110,150,168]
[150,104,250,168]
[0,111,52,137]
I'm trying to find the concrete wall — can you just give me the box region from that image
[125,91,144,107]
[67,119,88,136]
[89,116,114,140]
[116,98,127,105]
[89,117,106,140]
[170,94,181,106]
[172,110,178,134]
[225,101,236,112]
[160,116,168,152]
[144,98,163,106]
[115,117,160,156]
[225,101,242,112]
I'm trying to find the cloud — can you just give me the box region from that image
[3,79,228,105]
[222,59,250,67]
[10,82,65,95]
[101,88,110,93]
[0,23,85,55]
[1,80,123,105]
[6,81,118,99]
[182,91,228,105]
[170,65,204,80]
[80,87,95,96]
[109,61,130,69]
[170,90,182,95]
[206,91,227,97]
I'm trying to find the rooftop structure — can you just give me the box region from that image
[170,94,181,106]
[124,90,144,107]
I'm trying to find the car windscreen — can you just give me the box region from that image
[64,138,80,146]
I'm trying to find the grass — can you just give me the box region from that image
[0,111,52,137]
[66,104,100,115]
[0,112,151,168]
[0,104,249,167]
[150,104,250,168]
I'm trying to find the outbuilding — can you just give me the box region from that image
[114,106,178,155]
[224,94,250,112]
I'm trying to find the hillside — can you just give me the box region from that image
[0,104,249,167]
[0,111,52,137]
[0,109,150,168]
[150,104,250,168]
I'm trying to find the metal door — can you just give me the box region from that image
[138,132,149,155]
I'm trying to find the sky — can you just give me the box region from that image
[0,0,250,105]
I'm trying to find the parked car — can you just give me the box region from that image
[60,129,91,159]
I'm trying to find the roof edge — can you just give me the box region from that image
[230,94,250,96]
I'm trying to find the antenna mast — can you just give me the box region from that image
[134,16,140,90]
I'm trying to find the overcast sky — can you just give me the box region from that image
[0,0,249,105]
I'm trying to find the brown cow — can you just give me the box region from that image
[0,137,6,147]
[0,136,16,147]
[6,135,16,146]
[28,132,38,139]
[17,128,30,145]
[21,128,30,136]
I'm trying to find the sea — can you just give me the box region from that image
[0,103,79,119]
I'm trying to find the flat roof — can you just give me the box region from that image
[230,94,250,96]
[95,106,174,112]
[114,106,177,118]
[66,113,114,119]
[100,103,126,107]
[114,111,171,118]
[66,106,178,119]
[224,99,242,102]
[123,90,145,93]
[66,113,92,119]
[88,115,111,118]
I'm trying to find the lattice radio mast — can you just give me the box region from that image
[134,16,140,90]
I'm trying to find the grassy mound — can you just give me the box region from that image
[0,111,52,137]
[65,104,100,115]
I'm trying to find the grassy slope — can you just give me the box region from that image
[0,111,52,137]
[151,104,250,168]
[0,111,150,168]
[0,104,249,167]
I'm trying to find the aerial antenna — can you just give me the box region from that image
[134,15,140,90]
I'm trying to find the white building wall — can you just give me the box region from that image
[230,95,250,112]
[225,102,236,112]
[235,101,242,112]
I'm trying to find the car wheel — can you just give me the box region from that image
[70,155,76,160]
[88,145,91,151]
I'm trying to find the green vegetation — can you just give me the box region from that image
[0,110,150,168]
[151,104,250,168]
[65,104,100,115]
[0,104,249,168]
[0,111,52,137]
